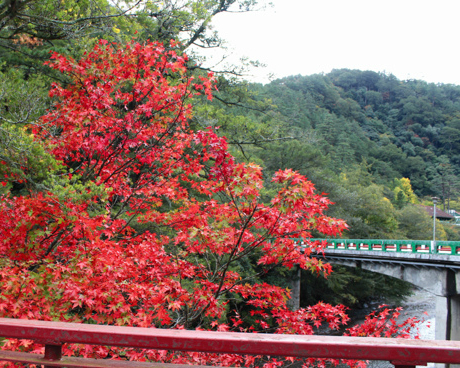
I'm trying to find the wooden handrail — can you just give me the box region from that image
[1,318,460,367]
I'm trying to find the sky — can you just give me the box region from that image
[202,0,460,85]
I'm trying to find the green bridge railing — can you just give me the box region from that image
[294,239,460,256]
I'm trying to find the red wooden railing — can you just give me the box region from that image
[1,318,460,368]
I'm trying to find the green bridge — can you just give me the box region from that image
[300,238,460,255]
[291,238,460,344]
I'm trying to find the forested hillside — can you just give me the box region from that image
[267,70,460,196]
[203,70,460,240]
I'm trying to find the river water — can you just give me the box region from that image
[399,287,436,340]
[367,287,436,368]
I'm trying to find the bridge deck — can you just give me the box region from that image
[314,248,460,269]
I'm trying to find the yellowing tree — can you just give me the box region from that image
[393,178,417,208]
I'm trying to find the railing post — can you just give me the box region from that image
[44,344,62,368]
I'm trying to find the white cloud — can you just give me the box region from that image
[203,0,460,85]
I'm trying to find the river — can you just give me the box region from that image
[367,287,436,368]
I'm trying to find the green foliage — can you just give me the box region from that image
[443,224,460,241]
[0,66,50,124]
[0,0,116,41]
[0,0,124,77]
[0,67,59,194]
[301,266,412,308]
[396,205,446,240]
[336,181,399,239]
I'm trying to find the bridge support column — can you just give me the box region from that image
[436,296,449,368]
[436,295,460,368]
[451,295,460,341]
[451,296,460,368]
[288,266,301,311]
[436,296,450,341]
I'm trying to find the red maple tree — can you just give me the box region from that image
[0,40,419,367]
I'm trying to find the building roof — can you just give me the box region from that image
[420,205,455,220]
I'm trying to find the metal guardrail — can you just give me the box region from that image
[1,318,460,368]
[298,238,460,256]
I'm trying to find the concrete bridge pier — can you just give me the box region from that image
[450,296,460,368]
[434,269,459,345]
[288,266,301,311]
[437,295,460,340]
[436,296,453,341]
[453,296,460,342]
[436,296,460,368]
[436,296,451,341]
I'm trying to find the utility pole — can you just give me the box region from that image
[432,197,439,254]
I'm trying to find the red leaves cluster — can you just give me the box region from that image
[345,305,420,339]
[0,40,417,367]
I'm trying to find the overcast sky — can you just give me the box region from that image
[202,0,460,85]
